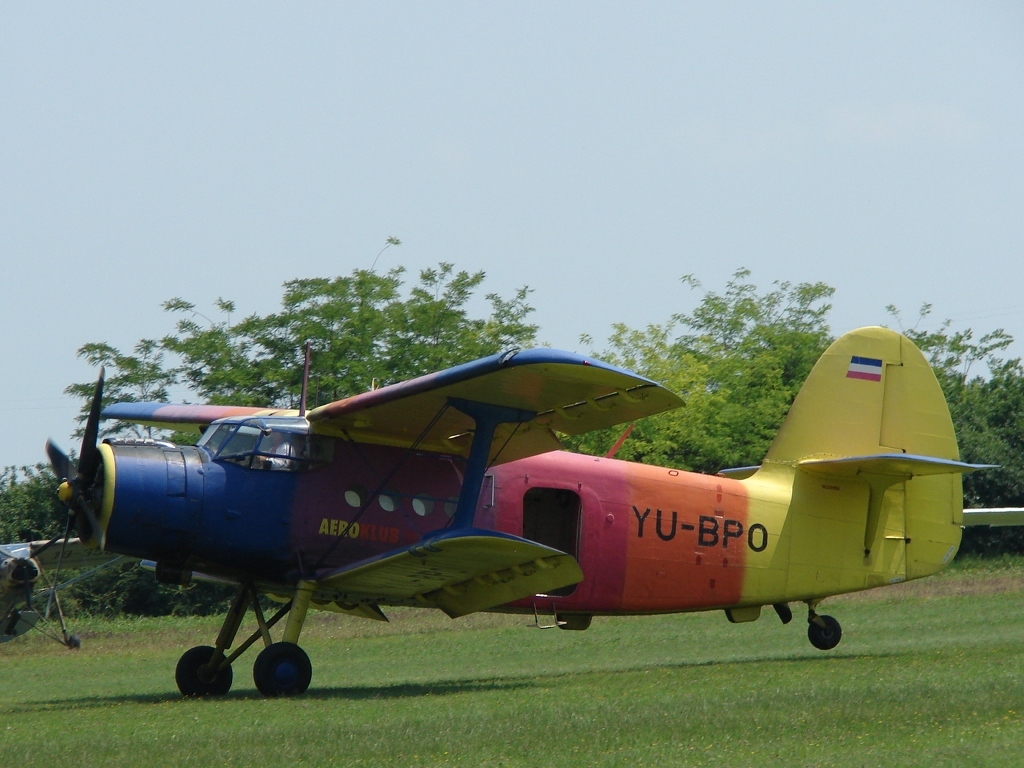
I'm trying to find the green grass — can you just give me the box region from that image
[4,563,1024,767]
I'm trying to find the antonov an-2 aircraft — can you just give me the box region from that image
[3,326,1015,696]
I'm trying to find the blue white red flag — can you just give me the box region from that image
[846,356,883,382]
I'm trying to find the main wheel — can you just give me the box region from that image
[253,642,312,697]
[176,645,233,697]
[807,614,842,650]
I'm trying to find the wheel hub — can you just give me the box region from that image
[273,660,299,687]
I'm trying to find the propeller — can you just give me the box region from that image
[46,367,107,551]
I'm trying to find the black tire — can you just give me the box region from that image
[176,645,233,697]
[807,614,842,650]
[253,642,312,697]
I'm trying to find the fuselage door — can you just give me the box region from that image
[522,487,581,597]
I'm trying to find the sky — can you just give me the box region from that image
[1,2,1022,470]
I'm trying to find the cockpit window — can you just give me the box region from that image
[197,423,236,454]
[197,418,333,472]
[216,424,263,459]
[251,430,307,471]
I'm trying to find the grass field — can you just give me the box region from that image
[3,558,1024,767]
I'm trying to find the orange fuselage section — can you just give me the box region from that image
[489,451,756,615]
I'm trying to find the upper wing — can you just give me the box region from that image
[100,403,295,434]
[103,348,683,465]
[312,529,584,618]
[306,348,681,463]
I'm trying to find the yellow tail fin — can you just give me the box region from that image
[763,326,967,580]
[765,326,959,464]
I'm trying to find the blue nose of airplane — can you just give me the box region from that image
[102,441,207,562]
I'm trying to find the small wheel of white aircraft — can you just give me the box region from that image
[176,645,233,697]
[807,614,842,651]
[253,642,312,697]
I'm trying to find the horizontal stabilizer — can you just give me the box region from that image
[798,453,996,478]
[717,465,760,480]
[962,508,1024,527]
[315,530,583,618]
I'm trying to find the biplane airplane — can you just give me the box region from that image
[1,538,122,647]
[14,325,1008,696]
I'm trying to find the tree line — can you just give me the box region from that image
[2,264,1022,616]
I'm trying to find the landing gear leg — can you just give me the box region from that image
[772,603,793,625]
[175,584,291,697]
[176,585,249,696]
[253,580,315,697]
[806,601,842,651]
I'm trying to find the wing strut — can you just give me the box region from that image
[448,398,535,530]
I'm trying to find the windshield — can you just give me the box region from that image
[217,424,263,458]
[196,423,235,454]
[197,418,332,472]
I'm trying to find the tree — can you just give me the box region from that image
[158,264,537,410]
[889,304,1024,555]
[0,464,65,543]
[64,339,176,439]
[62,263,538,433]
[570,269,834,473]
[63,561,235,617]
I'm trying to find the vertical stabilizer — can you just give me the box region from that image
[764,326,959,464]
[760,327,964,582]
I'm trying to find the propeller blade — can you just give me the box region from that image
[45,368,108,550]
[45,439,76,483]
[77,497,106,551]
[77,367,105,483]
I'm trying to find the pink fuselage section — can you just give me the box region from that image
[289,445,751,616]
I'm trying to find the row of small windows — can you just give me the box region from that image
[343,486,457,518]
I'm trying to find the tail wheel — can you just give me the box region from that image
[253,642,312,697]
[807,614,842,650]
[176,645,233,697]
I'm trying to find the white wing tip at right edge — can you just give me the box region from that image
[963,508,1024,527]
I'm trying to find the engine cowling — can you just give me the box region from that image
[99,440,206,562]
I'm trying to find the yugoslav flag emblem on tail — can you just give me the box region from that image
[847,356,883,382]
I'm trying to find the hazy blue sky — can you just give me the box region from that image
[1,3,1022,469]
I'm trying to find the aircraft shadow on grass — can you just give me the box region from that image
[5,649,912,713]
